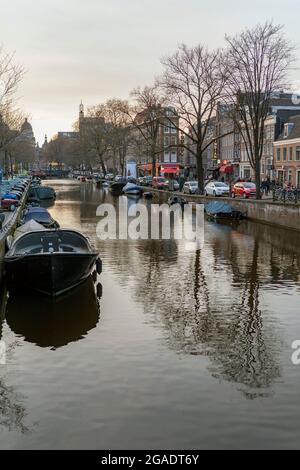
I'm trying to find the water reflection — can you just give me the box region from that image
[133,229,283,397]
[91,191,292,398]
[5,277,100,349]
[0,287,29,434]
[1,180,299,448]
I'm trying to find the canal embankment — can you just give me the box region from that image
[143,187,300,232]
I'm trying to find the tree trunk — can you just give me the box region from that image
[254,156,261,199]
[151,147,156,177]
[98,155,107,176]
[196,148,204,193]
[112,149,117,175]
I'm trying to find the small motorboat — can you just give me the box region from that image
[14,220,45,239]
[28,186,56,201]
[168,195,187,209]
[205,201,245,220]
[123,182,143,196]
[109,180,127,194]
[22,207,59,228]
[5,229,102,296]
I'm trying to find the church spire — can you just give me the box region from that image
[79,100,84,119]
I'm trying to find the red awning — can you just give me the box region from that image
[161,167,178,174]
[219,164,233,174]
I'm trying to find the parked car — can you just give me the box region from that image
[105,173,114,180]
[166,179,179,191]
[204,181,230,197]
[183,181,199,194]
[152,177,169,190]
[137,176,146,185]
[231,182,256,199]
[1,198,19,211]
[143,176,153,187]
[127,176,137,184]
[114,175,124,182]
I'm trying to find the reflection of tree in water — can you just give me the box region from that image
[0,290,29,434]
[91,194,295,397]
[0,376,29,434]
[205,240,281,398]
[129,232,282,398]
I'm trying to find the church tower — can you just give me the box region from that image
[79,101,84,120]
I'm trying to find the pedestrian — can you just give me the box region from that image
[179,174,185,192]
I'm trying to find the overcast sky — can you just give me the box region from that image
[1,0,300,143]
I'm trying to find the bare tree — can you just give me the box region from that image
[224,22,294,198]
[127,85,168,177]
[0,47,25,174]
[0,105,26,174]
[8,138,35,173]
[104,99,131,175]
[43,134,78,167]
[159,44,230,192]
[79,105,113,175]
[0,47,24,105]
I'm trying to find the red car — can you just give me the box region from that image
[152,177,169,190]
[231,182,256,199]
[1,198,19,211]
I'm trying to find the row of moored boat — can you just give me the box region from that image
[3,177,102,297]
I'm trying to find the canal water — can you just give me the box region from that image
[0,179,300,449]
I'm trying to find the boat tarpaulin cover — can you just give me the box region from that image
[205,201,234,214]
[14,220,45,239]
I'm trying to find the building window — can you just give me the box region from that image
[283,148,287,161]
[171,151,177,163]
[171,136,177,146]
[277,148,281,161]
[244,168,251,179]
[164,151,170,162]
[289,147,293,161]
[288,169,293,183]
[164,136,169,147]
[297,170,300,188]
[164,125,170,134]
[277,170,284,185]
[296,146,300,161]
[170,123,176,134]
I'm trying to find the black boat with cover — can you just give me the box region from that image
[22,207,59,228]
[109,179,127,194]
[205,201,245,220]
[5,229,101,296]
[28,185,56,201]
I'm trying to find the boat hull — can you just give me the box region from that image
[5,252,98,296]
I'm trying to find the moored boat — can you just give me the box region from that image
[205,201,245,220]
[167,195,187,209]
[28,186,56,201]
[109,180,127,194]
[22,207,59,228]
[122,182,143,196]
[5,229,101,296]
